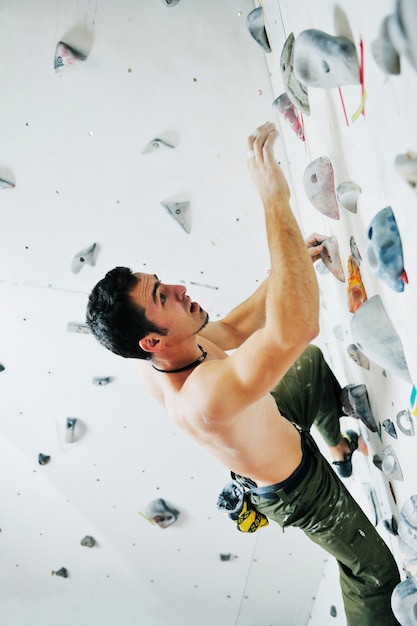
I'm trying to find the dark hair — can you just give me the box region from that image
[86,267,167,359]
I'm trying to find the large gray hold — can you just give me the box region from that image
[280,33,310,115]
[246,7,271,53]
[293,29,360,88]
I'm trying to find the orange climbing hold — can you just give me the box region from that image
[347,255,367,313]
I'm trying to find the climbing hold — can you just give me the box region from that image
[336,181,361,213]
[0,178,15,189]
[347,255,367,313]
[315,260,330,275]
[92,376,113,386]
[371,16,401,75]
[381,445,403,481]
[351,295,411,382]
[395,151,417,189]
[366,206,406,292]
[330,605,337,618]
[160,0,180,6]
[71,242,98,274]
[382,516,399,536]
[303,157,339,219]
[65,417,86,444]
[383,419,398,439]
[38,453,51,465]
[319,236,345,282]
[144,498,180,528]
[332,324,344,342]
[160,201,191,234]
[388,0,417,72]
[341,384,378,433]
[220,553,232,561]
[0,363,5,373]
[141,137,175,155]
[81,535,96,548]
[54,567,69,578]
[347,344,370,370]
[67,322,91,334]
[293,29,360,88]
[364,483,382,525]
[350,236,362,265]
[372,454,383,471]
[54,42,86,71]
[272,93,305,141]
[280,33,310,115]
[397,409,415,436]
[392,577,417,624]
[246,7,271,53]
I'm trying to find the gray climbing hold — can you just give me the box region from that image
[92,376,113,386]
[293,29,360,88]
[303,157,339,219]
[371,16,401,75]
[319,236,345,282]
[141,137,175,155]
[372,454,383,471]
[388,0,417,72]
[38,453,51,465]
[330,605,337,618]
[246,7,271,53]
[341,384,378,433]
[392,577,417,625]
[65,417,86,443]
[81,535,96,548]
[220,553,231,561]
[347,344,370,370]
[145,498,180,528]
[336,181,361,213]
[54,567,69,578]
[67,322,91,334]
[350,236,362,265]
[0,363,5,373]
[161,201,191,234]
[160,0,180,6]
[396,409,415,436]
[382,445,403,481]
[0,178,15,189]
[280,33,310,115]
[71,242,98,274]
[395,151,417,189]
[383,418,398,439]
[382,516,398,536]
[366,206,406,292]
[351,295,411,382]
[54,42,86,70]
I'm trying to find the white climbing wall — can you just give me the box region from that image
[0,1,416,625]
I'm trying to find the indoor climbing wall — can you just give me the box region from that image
[1,1,416,625]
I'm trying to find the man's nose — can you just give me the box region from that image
[171,284,187,300]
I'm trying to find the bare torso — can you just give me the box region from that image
[138,336,303,487]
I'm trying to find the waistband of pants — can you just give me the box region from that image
[232,427,313,499]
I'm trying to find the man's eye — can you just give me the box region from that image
[160,293,166,304]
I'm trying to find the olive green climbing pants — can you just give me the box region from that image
[249,346,400,625]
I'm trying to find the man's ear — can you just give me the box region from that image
[139,334,165,354]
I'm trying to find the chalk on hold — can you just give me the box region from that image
[371,16,401,75]
[145,498,180,528]
[0,178,15,190]
[392,577,417,624]
[293,29,360,88]
[340,384,378,433]
[382,419,398,439]
[272,93,305,141]
[246,7,271,53]
[347,255,367,313]
[336,181,361,213]
[351,295,411,383]
[396,409,415,436]
[81,535,96,548]
[381,445,403,481]
[303,157,339,219]
[395,151,417,189]
[54,42,86,70]
[38,453,51,465]
[71,242,98,274]
[280,33,310,115]
[141,138,175,155]
[161,201,191,234]
[65,417,86,443]
[366,206,406,292]
[319,236,345,282]
[347,344,370,370]
[350,236,362,265]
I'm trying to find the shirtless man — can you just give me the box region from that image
[86,122,400,625]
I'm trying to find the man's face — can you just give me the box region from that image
[129,272,209,342]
